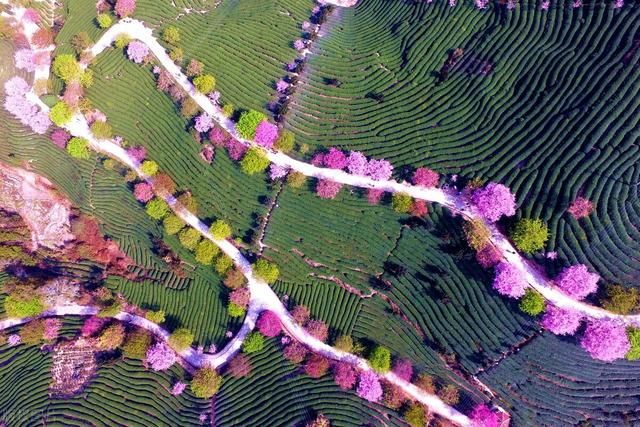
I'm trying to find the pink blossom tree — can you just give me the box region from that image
[127,145,147,163]
[357,370,383,402]
[316,180,342,199]
[269,164,289,181]
[540,305,582,335]
[208,127,227,147]
[14,49,36,72]
[170,381,186,396]
[23,8,41,23]
[254,121,279,148]
[283,341,308,364]
[392,359,413,381]
[115,0,136,17]
[81,316,105,336]
[304,354,330,378]
[472,183,517,222]
[226,138,247,161]
[294,39,305,50]
[51,129,71,149]
[333,362,357,389]
[470,404,499,427]
[134,182,154,202]
[62,81,83,108]
[347,151,368,176]
[493,261,527,298]
[229,288,250,308]
[323,148,347,169]
[5,76,30,97]
[276,79,290,93]
[256,310,282,337]
[555,264,599,300]
[194,113,213,133]
[305,319,329,342]
[580,319,630,361]
[127,41,148,64]
[311,153,325,167]
[146,342,177,370]
[476,245,502,268]
[291,305,310,325]
[367,159,393,181]
[567,197,593,219]
[367,188,384,205]
[413,167,439,188]
[8,334,21,346]
[43,318,62,341]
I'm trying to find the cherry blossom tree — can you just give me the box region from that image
[316,180,342,199]
[392,359,413,381]
[292,305,311,325]
[14,49,36,72]
[62,81,83,108]
[567,197,593,219]
[470,404,499,427]
[347,151,368,176]
[305,319,329,342]
[472,183,516,222]
[269,164,289,181]
[134,182,154,202]
[171,381,186,396]
[294,39,305,50]
[208,127,227,147]
[23,8,41,23]
[43,318,61,341]
[276,79,290,93]
[229,288,250,308]
[127,145,147,163]
[311,153,325,167]
[81,316,106,336]
[50,129,70,149]
[283,341,308,364]
[304,354,330,378]
[367,159,393,181]
[540,305,582,335]
[493,261,527,298]
[227,354,252,378]
[5,76,29,97]
[367,188,384,205]
[411,200,428,217]
[127,41,148,63]
[333,362,357,389]
[194,113,213,133]
[580,319,630,361]
[256,310,282,337]
[225,138,247,161]
[476,245,502,268]
[254,121,279,148]
[115,0,136,17]
[323,148,347,169]
[8,334,21,346]
[413,167,439,188]
[357,370,383,402]
[555,264,599,300]
[146,342,177,370]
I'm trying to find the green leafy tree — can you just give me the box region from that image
[252,259,279,284]
[236,110,267,139]
[519,289,545,316]
[227,302,245,318]
[190,366,222,398]
[275,129,295,152]
[240,147,270,175]
[391,192,413,214]
[162,26,180,44]
[146,198,170,220]
[53,54,82,82]
[214,255,234,275]
[80,69,94,88]
[626,328,640,360]
[145,310,165,324]
[368,345,391,373]
[404,404,426,427]
[97,300,122,318]
[242,332,265,354]
[602,284,639,315]
[178,227,201,251]
[140,160,159,177]
[209,219,231,240]
[180,98,199,119]
[50,101,73,126]
[4,295,44,318]
[97,324,125,350]
[464,218,491,251]
[195,240,219,265]
[193,74,215,94]
[169,47,183,63]
[90,121,113,139]
[122,329,152,359]
[511,218,549,254]
[66,137,90,159]
[96,13,112,28]
[334,335,353,353]
[287,171,307,188]
[222,103,234,118]
[71,31,92,54]
[21,319,45,344]
[168,328,194,352]
[114,33,130,49]
[163,214,185,235]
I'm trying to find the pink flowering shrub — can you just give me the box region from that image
[283,341,308,364]
[5,76,30,97]
[276,79,290,93]
[127,41,148,63]
[323,148,347,169]
[229,288,250,308]
[291,305,310,325]
[43,318,62,341]
[115,0,136,17]
[8,334,21,346]
[254,121,279,148]
[567,197,593,219]
[540,305,582,335]
[357,370,383,402]
[133,182,154,202]
[14,49,36,72]
[367,188,384,205]
[392,359,413,381]
[269,164,288,181]
[411,200,428,217]
[541,0,550,9]
[470,404,499,427]
[476,245,502,268]
[23,8,41,23]
[170,381,186,396]
[580,319,630,361]
[555,264,599,300]
[333,362,357,390]
[493,262,527,298]
[226,138,247,161]
[305,319,329,342]
[4,76,51,134]
[51,129,71,149]
[316,180,342,199]
[62,81,83,108]
[472,183,516,222]
[293,39,305,50]
[81,316,106,336]
[311,153,325,167]
[367,159,393,181]
[194,113,213,133]
[127,145,147,163]
[208,127,227,147]
[146,342,177,370]
[413,167,439,188]
[256,310,282,337]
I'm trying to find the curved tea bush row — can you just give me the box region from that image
[479,333,640,426]
[286,0,640,287]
